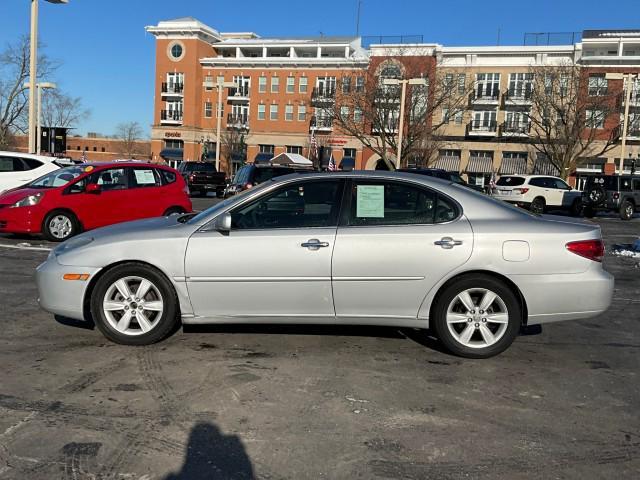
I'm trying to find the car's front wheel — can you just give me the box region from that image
[529,197,545,215]
[90,263,179,345]
[42,210,79,242]
[431,275,522,358]
[620,200,634,221]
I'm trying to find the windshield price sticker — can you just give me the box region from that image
[356,185,385,218]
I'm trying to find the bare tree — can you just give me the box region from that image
[0,36,57,149]
[219,127,248,173]
[326,48,471,169]
[114,121,144,159]
[528,62,620,179]
[41,90,90,129]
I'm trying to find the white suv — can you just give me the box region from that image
[492,175,582,215]
[0,152,62,194]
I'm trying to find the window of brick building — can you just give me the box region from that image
[285,105,293,121]
[299,77,308,93]
[270,104,278,120]
[258,104,266,120]
[287,76,295,93]
[271,76,280,93]
[258,76,267,93]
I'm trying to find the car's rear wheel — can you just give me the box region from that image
[42,210,79,242]
[432,275,522,358]
[620,200,634,221]
[529,197,545,215]
[163,206,185,216]
[91,263,179,345]
[570,198,583,217]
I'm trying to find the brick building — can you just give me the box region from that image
[146,18,640,185]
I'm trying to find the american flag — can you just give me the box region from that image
[328,153,336,171]
[489,170,497,192]
[80,150,87,163]
[310,131,318,163]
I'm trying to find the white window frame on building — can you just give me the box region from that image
[586,109,606,129]
[340,106,350,121]
[257,104,266,120]
[232,75,251,96]
[354,107,363,123]
[298,105,307,121]
[508,73,534,98]
[167,72,184,91]
[472,110,497,131]
[258,76,267,93]
[270,104,278,120]
[271,76,280,93]
[286,145,302,154]
[204,75,213,91]
[204,101,212,118]
[588,74,608,96]
[341,76,351,94]
[475,73,500,99]
[285,104,294,121]
[230,104,249,123]
[286,76,295,93]
[259,144,275,154]
[355,76,365,93]
[316,77,336,96]
[299,76,308,93]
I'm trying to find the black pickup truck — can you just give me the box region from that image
[176,162,227,197]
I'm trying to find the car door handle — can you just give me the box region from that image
[301,239,330,250]
[434,237,463,249]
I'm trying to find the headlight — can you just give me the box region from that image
[10,192,44,208]
[54,236,94,255]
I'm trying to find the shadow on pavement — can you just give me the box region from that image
[54,314,95,330]
[183,323,407,339]
[165,421,255,480]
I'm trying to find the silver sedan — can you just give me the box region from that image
[36,171,614,358]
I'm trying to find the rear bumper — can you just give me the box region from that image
[508,265,614,325]
[36,256,101,321]
[0,206,43,234]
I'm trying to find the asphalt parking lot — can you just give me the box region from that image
[0,199,638,479]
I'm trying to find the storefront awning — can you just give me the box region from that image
[432,156,461,172]
[533,157,560,176]
[159,148,183,161]
[466,156,494,173]
[499,157,528,175]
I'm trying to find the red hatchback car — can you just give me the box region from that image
[0,162,192,241]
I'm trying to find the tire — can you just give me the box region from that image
[583,205,595,218]
[570,198,583,217]
[529,197,545,215]
[42,210,79,242]
[587,186,606,206]
[431,274,522,359]
[163,206,185,216]
[620,200,634,221]
[90,263,179,345]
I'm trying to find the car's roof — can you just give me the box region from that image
[0,151,60,163]
[269,170,454,185]
[74,161,165,169]
[499,174,561,179]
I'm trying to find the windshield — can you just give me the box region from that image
[29,166,86,188]
[187,182,271,225]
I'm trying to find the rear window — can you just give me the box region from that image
[253,167,294,184]
[160,169,176,184]
[497,176,525,186]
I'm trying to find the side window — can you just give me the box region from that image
[0,157,13,172]
[231,180,343,230]
[633,179,640,191]
[67,177,88,194]
[528,178,544,188]
[161,169,177,184]
[348,181,457,226]
[552,178,570,190]
[11,158,26,172]
[131,168,161,188]
[620,178,632,192]
[92,168,128,190]
[22,158,43,170]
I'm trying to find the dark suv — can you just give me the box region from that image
[582,174,640,220]
[225,165,298,197]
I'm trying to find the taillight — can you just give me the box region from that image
[566,240,605,262]
[514,188,529,194]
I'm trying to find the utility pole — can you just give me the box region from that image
[356,0,362,37]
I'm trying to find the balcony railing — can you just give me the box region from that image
[371,119,399,134]
[627,126,640,138]
[162,83,184,95]
[161,110,183,122]
[311,87,336,106]
[504,88,532,102]
[470,89,500,103]
[228,86,250,99]
[310,115,333,130]
[588,87,608,97]
[500,121,531,136]
[467,120,498,135]
[227,113,249,128]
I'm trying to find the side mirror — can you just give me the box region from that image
[86,183,101,194]
[213,213,232,235]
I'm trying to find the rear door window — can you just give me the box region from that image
[160,169,176,184]
[347,180,458,226]
[131,168,162,188]
[22,158,43,170]
[496,176,525,187]
[253,167,294,185]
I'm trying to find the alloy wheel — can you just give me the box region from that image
[446,288,509,349]
[48,215,73,239]
[102,276,164,336]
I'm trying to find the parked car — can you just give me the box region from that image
[176,162,227,197]
[225,164,297,197]
[492,175,583,215]
[0,151,62,194]
[397,168,484,192]
[582,174,640,220]
[0,162,191,242]
[36,171,613,358]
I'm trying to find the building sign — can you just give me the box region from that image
[328,137,348,146]
[165,131,182,138]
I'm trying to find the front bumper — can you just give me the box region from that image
[509,263,614,324]
[36,255,101,321]
[0,206,43,234]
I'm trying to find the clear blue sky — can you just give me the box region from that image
[1,0,638,137]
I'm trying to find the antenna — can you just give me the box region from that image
[497,28,501,46]
[356,0,363,37]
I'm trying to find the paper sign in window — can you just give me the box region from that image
[134,170,156,185]
[356,185,384,218]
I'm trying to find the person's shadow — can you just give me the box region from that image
[165,422,255,480]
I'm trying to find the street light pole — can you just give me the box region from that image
[204,78,237,172]
[606,72,638,175]
[25,81,57,154]
[27,0,68,154]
